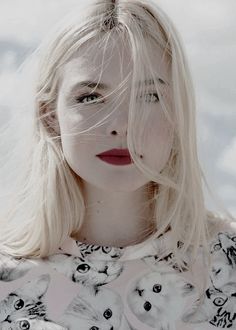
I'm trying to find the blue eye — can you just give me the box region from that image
[76,93,104,104]
[75,92,159,105]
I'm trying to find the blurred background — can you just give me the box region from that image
[0,0,235,215]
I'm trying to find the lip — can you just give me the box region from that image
[96,148,133,166]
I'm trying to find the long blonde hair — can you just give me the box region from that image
[0,0,232,268]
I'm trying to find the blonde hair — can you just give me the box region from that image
[0,0,233,271]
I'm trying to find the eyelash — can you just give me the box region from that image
[75,93,103,104]
[75,92,160,104]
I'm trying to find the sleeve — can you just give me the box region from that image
[209,220,236,291]
[182,219,236,328]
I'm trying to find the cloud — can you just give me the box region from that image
[218,137,236,176]
[0,0,86,45]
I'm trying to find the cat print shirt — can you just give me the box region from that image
[0,219,236,330]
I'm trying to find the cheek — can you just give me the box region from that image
[58,100,108,135]
[59,113,84,138]
[144,113,174,170]
[60,136,96,177]
[58,106,107,148]
[59,110,95,150]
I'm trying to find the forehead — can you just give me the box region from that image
[59,33,170,93]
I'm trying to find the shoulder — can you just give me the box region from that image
[182,213,236,327]
[203,211,236,292]
[205,210,236,241]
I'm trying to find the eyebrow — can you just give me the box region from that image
[68,77,166,94]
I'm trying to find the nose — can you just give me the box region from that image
[106,100,128,137]
[135,287,144,297]
[4,315,11,323]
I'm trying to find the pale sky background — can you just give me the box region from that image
[0,0,235,215]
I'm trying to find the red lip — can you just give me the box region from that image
[96,149,133,165]
[97,149,130,157]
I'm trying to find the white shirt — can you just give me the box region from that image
[0,219,236,330]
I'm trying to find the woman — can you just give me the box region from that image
[0,0,235,329]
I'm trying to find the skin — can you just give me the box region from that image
[52,32,174,247]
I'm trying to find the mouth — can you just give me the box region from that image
[96,148,133,166]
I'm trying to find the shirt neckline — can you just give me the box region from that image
[58,227,173,261]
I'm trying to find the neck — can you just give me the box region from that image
[72,181,156,247]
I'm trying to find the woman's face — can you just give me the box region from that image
[56,34,174,192]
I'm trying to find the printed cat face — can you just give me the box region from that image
[127,271,195,328]
[210,232,236,289]
[1,318,66,330]
[76,242,124,261]
[59,286,123,330]
[218,232,236,265]
[182,284,236,328]
[143,254,189,273]
[0,274,50,327]
[46,253,123,287]
[142,238,190,274]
